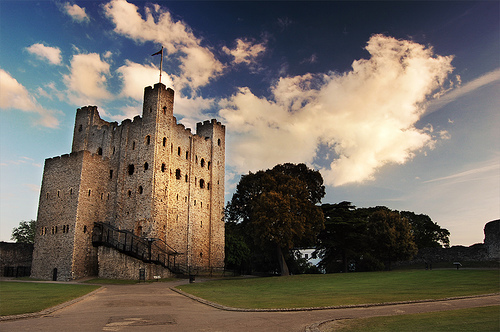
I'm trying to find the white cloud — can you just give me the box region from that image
[222,38,266,66]
[117,60,174,100]
[426,68,500,114]
[62,2,90,23]
[0,69,59,128]
[63,53,112,104]
[103,0,224,92]
[103,104,142,123]
[219,35,454,186]
[26,43,62,65]
[173,94,216,130]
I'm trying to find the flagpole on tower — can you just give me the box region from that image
[152,46,163,84]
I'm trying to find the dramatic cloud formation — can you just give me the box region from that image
[222,38,267,66]
[426,68,500,114]
[219,35,454,186]
[103,0,223,92]
[0,69,59,128]
[26,43,62,65]
[117,60,174,100]
[63,53,112,104]
[62,2,90,23]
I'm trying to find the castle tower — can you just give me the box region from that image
[31,83,225,280]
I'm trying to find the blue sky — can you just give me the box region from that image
[0,1,498,245]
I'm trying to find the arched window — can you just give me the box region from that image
[186,151,189,159]
[161,163,166,172]
[175,169,181,180]
[144,162,149,171]
[138,186,143,194]
[218,138,221,146]
[200,179,205,189]
[163,137,167,147]
[97,147,103,155]
[145,135,151,145]
[128,164,135,175]
[132,141,136,150]
[200,158,205,168]
[177,147,181,156]
[185,174,188,182]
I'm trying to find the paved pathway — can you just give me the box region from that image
[1,280,498,332]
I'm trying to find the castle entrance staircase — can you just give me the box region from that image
[92,222,186,275]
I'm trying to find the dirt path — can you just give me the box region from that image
[1,280,498,332]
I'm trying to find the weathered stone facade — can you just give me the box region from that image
[0,242,33,277]
[484,219,500,259]
[31,83,225,280]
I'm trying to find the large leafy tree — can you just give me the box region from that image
[317,202,368,273]
[400,211,450,249]
[366,208,417,270]
[11,220,36,244]
[317,204,428,272]
[226,163,325,275]
[224,221,251,274]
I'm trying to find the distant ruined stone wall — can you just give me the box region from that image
[396,219,500,267]
[484,219,500,260]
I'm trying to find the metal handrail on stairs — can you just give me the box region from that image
[91,222,185,274]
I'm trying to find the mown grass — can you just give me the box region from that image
[0,282,100,316]
[331,305,500,331]
[177,269,500,309]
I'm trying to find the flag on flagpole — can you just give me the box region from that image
[152,46,163,84]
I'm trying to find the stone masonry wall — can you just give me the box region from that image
[98,246,174,280]
[31,152,84,281]
[0,242,33,277]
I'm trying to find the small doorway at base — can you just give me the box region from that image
[52,268,58,281]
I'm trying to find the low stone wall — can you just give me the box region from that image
[0,242,33,277]
[97,246,174,280]
[415,244,489,263]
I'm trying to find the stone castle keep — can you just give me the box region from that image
[31,83,225,280]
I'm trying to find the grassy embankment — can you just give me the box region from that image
[329,305,500,332]
[0,282,100,316]
[177,269,500,309]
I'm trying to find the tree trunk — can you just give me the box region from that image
[277,246,290,276]
[343,249,348,273]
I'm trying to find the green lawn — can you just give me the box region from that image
[331,305,500,331]
[0,282,100,316]
[177,270,500,309]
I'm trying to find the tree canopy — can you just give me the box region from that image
[316,204,447,272]
[11,220,36,244]
[225,163,325,275]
